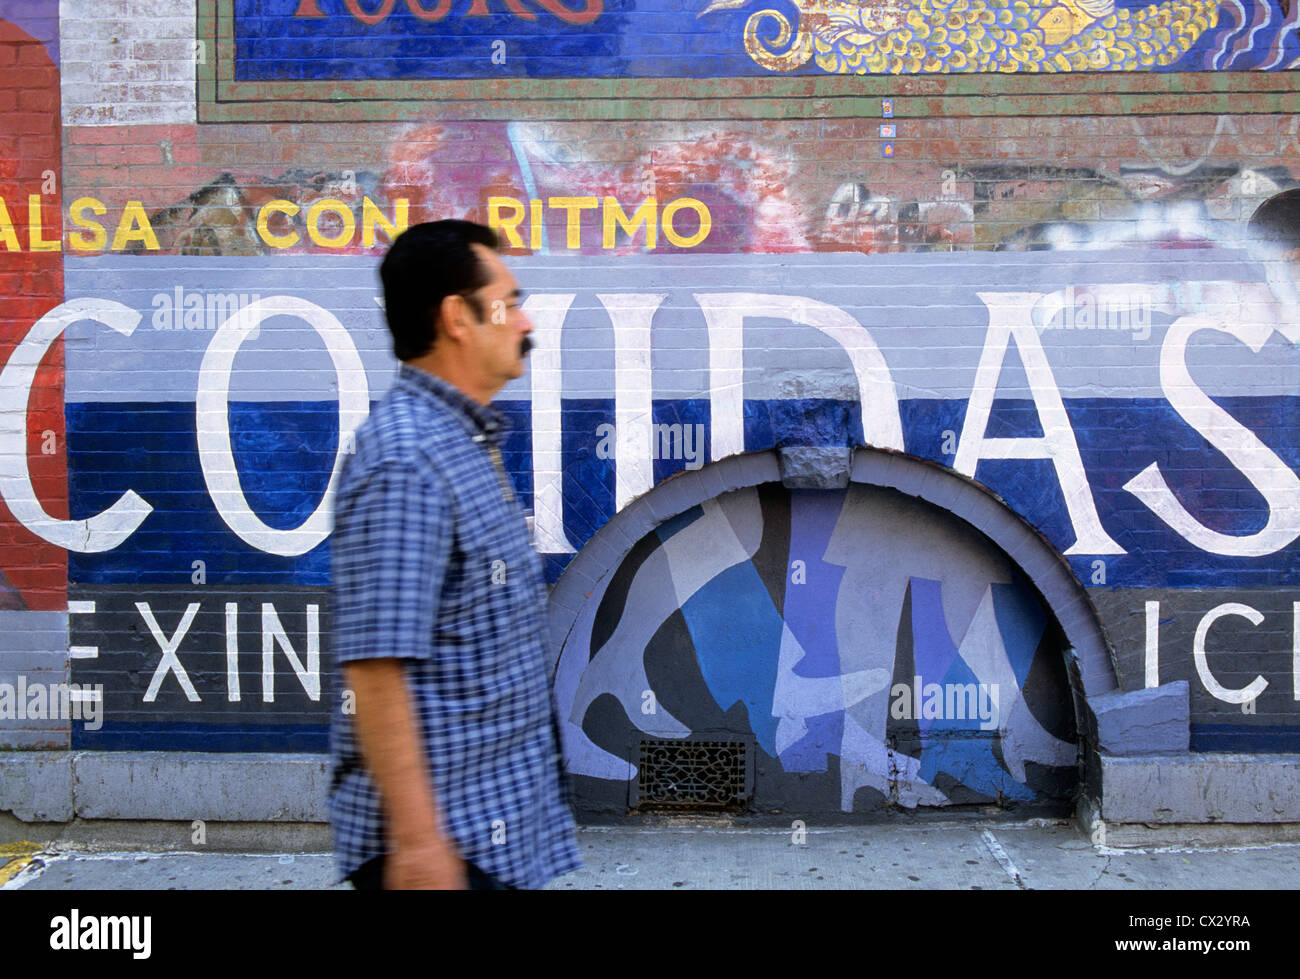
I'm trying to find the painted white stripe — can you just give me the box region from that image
[1292,602,1298,702]
[1145,600,1160,688]
[602,294,662,511]
[526,293,576,553]
[701,293,745,462]
[1212,0,1247,68]
[981,829,1027,889]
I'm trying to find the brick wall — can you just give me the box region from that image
[0,12,69,748]
[1,0,1298,789]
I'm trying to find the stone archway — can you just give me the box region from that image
[548,448,1118,816]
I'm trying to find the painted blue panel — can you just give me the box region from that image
[67,401,337,585]
[231,0,810,80]
[74,721,328,752]
[651,399,710,485]
[991,580,1048,688]
[1190,724,1300,752]
[910,578,963,698]
[498,400,535,506]
[911,578,1037,800]
[559,398,615,553]
[67,394,1299,587]
[67,399,536,585]
[901,396,1300,589]
[784,490,845,680]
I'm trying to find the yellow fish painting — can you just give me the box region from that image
[701,0,1219,72]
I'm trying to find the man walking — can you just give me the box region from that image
[329,220,580,890]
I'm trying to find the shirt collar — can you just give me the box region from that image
[396,362,512,443]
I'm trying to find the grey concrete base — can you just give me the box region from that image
[1089,681,1189,755]
[0,813,331,853]
[0,751,73,821]
[1077,793,1300,847]
[1098,820,1300,849]
[1098,752,1300,824]
[10,750,1300,853]
[0,751,329,823]
[1076,751,1300,847]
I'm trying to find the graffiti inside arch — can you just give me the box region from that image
[556,481,1078,814]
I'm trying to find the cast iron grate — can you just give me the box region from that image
[637,739,749,810]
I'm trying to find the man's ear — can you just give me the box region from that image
[437,293,469,343]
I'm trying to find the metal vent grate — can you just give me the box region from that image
[636,739,749,810]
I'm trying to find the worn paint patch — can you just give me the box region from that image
[0,842,42,887]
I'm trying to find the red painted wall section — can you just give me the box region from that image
[0,19,65,612]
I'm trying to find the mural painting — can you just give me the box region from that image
[0,1,1296,817]
[226,0,1300,79]
[31,237,1298,758]
[556,483,1078,813]
[0,6,69,749]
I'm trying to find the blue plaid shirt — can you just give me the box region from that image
[328,362,580,889]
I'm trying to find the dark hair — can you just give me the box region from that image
[1247,189,1300,253]
[379,220,500,361]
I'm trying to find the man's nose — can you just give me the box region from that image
[519,311,535,353]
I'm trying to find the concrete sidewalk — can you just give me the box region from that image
[4,818,1300,889]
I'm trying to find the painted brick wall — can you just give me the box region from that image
[0,9,69,748]
[59,0,196,126]
[1,0,1298,775]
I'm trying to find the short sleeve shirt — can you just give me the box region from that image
[328,362,580,889]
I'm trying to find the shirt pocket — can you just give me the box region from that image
[456,500,534,603]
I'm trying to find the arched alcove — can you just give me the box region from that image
[548,448,1118,816]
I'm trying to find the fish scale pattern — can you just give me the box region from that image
[743,0,1218,72]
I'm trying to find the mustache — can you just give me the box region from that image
[520,335,534,356]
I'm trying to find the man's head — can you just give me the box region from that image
[380,220,534,401]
